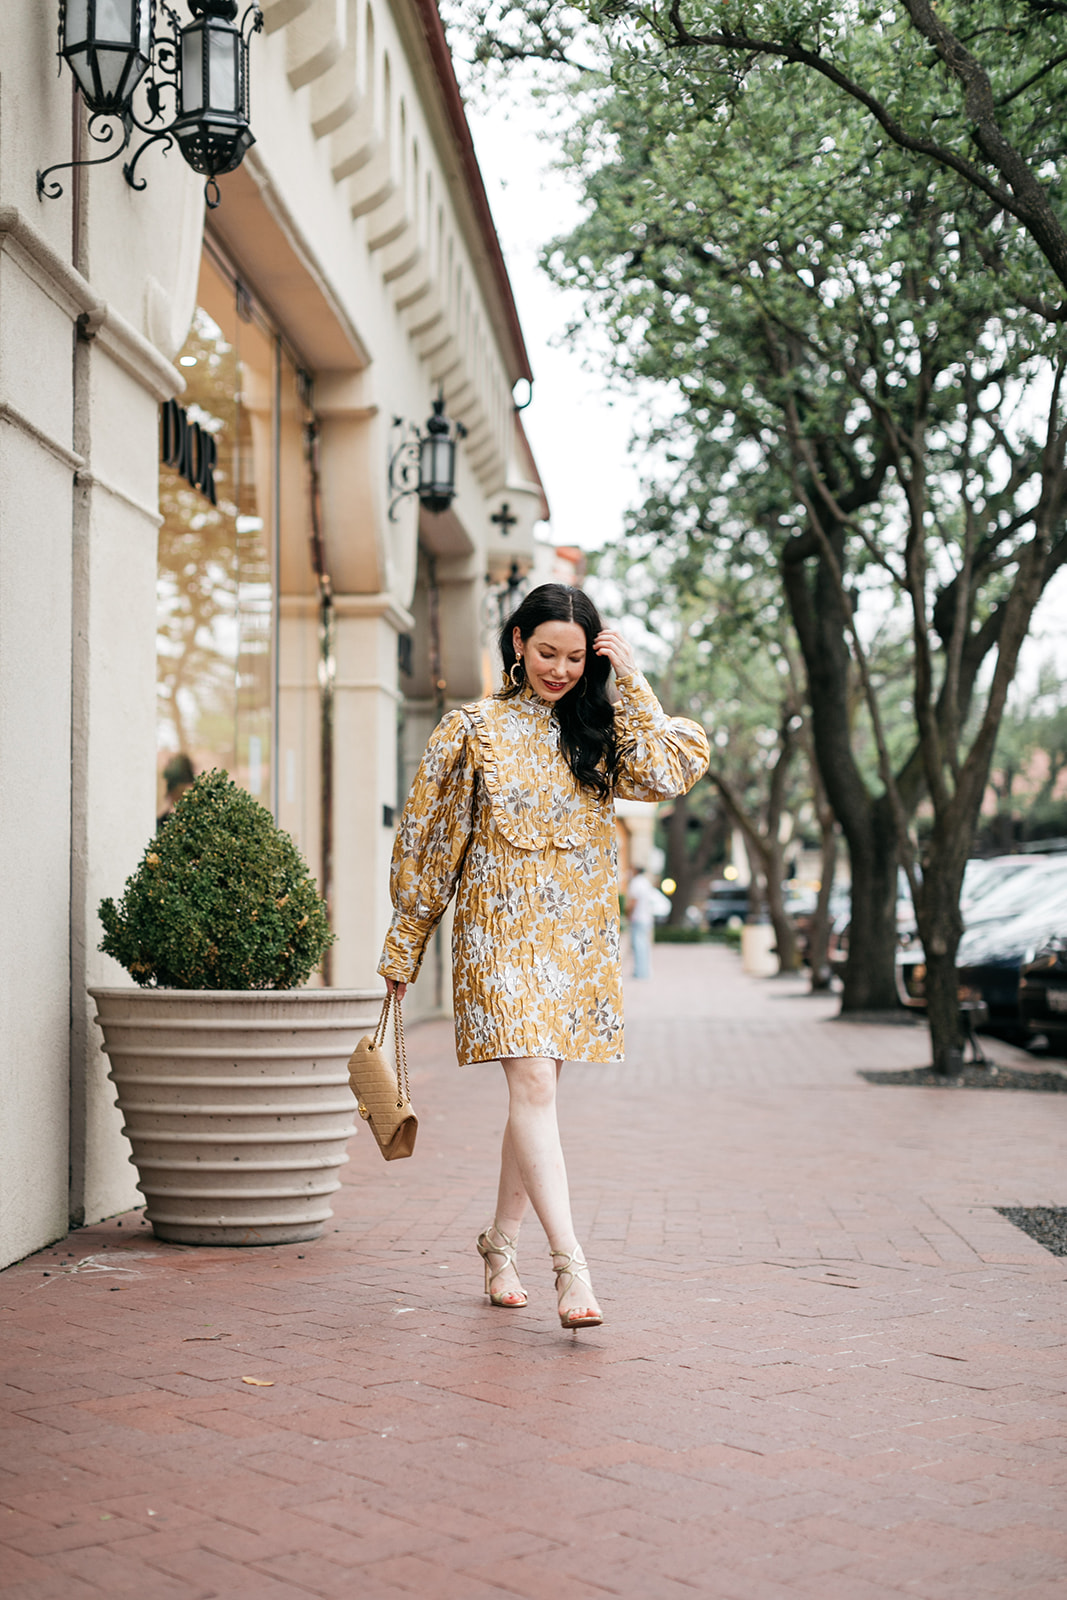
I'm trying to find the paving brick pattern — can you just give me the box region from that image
[2,945,1065,1598]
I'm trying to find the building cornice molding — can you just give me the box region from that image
[401,0,533,387]
[209,157,371,373]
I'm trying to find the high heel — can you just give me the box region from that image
[476,1224,527,1308]
[551,1246,603,1329]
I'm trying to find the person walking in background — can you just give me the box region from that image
[625,866,660,980]
[378,584,709,1330]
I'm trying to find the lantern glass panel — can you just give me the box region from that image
[419,434,455,499]
[96,0,135,41]
[182,29,204,112]
[432,435,455,489]
[94,45,129,101]
[68,56,97,102]
[208,29,240,113]
[64,0,89,46]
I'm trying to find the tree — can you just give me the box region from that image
[596,548,821,973]
[459,0,1067,313]
[542,44,1067,1066]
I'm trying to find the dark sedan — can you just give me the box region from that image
[955,886,1067,1038]
[896,857,1067,1010]
[705,882,749,928]
[1019,939,1067,1049]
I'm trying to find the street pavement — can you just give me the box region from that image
[1,943,1065,1599]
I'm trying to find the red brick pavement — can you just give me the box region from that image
[2,945,1065,1599]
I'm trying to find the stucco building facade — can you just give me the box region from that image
[0,0,547,1270]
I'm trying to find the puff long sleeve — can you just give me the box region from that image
[378,710,476,982]
[613,672,710,801]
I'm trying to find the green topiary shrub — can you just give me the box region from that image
[99,770,334,989]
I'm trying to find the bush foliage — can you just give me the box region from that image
[653,924,707,944]
[99,770,334,989]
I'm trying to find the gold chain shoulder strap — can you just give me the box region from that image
[393,998,410,1105]
[374,991,411,1107]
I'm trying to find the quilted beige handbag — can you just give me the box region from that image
[347,991,417,1160]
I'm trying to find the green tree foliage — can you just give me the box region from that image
[99,771,334,989]
[459,0,1067,312]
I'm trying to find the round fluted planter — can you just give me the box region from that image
[89,987,383,1246]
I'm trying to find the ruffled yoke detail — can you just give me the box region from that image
[463,694,598,852]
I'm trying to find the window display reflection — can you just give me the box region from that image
[157,253,280,814]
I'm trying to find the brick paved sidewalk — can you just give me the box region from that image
[2,945,1065,1600]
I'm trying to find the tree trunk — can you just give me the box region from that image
[783,538,902,1012]
[923,946,965,1075]
[807,813,838,992]
[840,796,901,1012]
[663,792,692,925]
[913,819,970,1074]
[710,722,800,969]
[765,864,800,973]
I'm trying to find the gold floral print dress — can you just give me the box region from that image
[378,672,709,1065]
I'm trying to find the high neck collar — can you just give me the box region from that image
[516,683,556,716]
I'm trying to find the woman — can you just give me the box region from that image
[378,584,709,1329]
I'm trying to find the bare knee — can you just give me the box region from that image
[502,1056,558,1110]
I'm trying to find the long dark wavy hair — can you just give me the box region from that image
[498,584,624,798]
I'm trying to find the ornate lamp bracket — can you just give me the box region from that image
[387,418,423,523]
[37,0,262,212]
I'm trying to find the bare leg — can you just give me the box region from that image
[497,1056,600,1323]
[477,1121,531,1305]
[494,1119,532,1237]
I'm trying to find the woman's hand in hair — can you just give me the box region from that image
[594,629,637,678]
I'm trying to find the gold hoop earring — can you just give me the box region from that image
[509,659,525,688]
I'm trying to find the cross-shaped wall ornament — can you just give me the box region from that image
[490,502,518,538]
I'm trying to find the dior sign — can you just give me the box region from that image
[161,400,218,506]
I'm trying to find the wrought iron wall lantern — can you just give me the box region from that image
[388,394,468,522]
[38,0,263,212]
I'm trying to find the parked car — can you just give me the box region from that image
[705,882,749,927]
[896,857,1067,1009]
[1019,939,1067,1050]
[955,879,1067,1036]
[960,854,1051,918]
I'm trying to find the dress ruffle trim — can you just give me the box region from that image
[463,698,602,852]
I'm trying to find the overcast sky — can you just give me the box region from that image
[465,94,648,553]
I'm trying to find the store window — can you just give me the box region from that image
[156,248,309,822]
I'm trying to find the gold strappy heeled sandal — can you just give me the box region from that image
[551,1246,603,1329]
[476,1224,527,1308]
